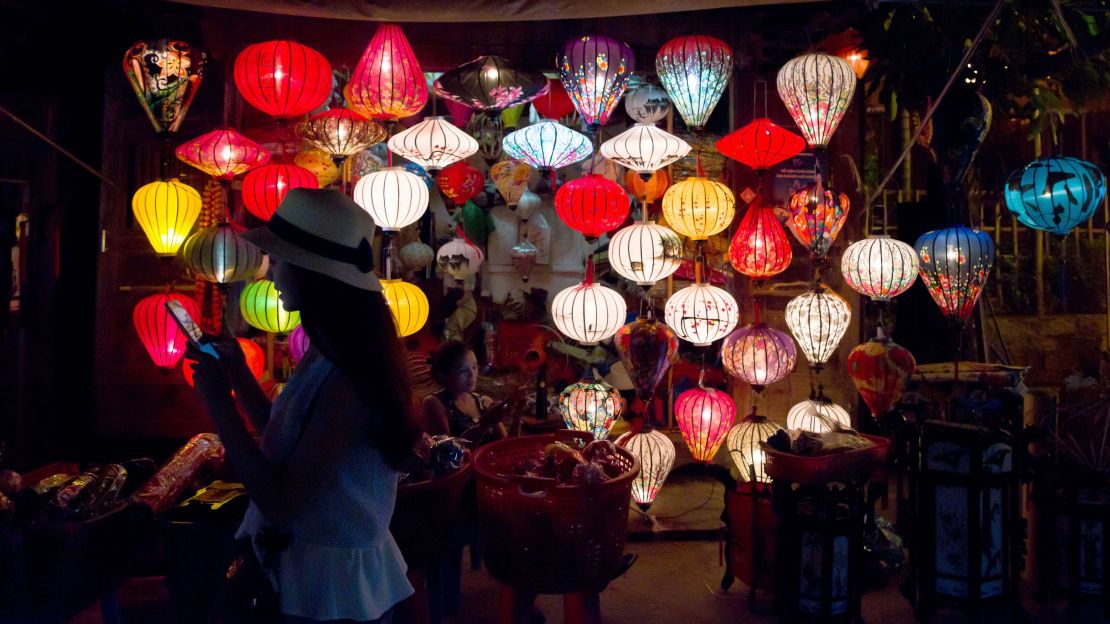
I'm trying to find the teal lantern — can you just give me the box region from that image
[1004,157,1105,236]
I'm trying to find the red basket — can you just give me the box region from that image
[391,454,473,570]
[472,430,639,594]
[763,434,890,486]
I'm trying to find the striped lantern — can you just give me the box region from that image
[181,223,263,284]
[1004,156,1106,236]
[721,322,797,391]
[353,167,429,232]
[233,40,332,120]
[664,283,738,346]
[131,179,202,256]
[240,279,301,334]
[241,163,319,222]
[787,180,849,259]
[176,128,270,179]
[616,429,675,511]
[841,235,918,302]
[726,414,783,483]
[785,285,852,370]
[558,34,634,131]
[551,260,626,345]
[728,199,793,282]
[675,382,736,462]
[599,124,690,177]
[655,35,733,131]
[554,173,630,242]
[716,118,806,172]
[560,379,623,440]
[298,108,387,160]
[776,52,857,148]
[288,324,310,364]
[502,120,593,170]
[661,177,735,241]
[347,23,428,122]
[608,221,683,286]
[133,292,198,369]
[433,55,548,111]
[786,395,852,433]
[387,116,479,171]
[614,316,680,406]
[381,278,429,337]
[915,226,995,322]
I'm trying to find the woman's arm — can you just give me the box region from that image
[229,366,272,432]
[421,395,450,437]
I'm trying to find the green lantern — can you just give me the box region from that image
[240,279,301,334]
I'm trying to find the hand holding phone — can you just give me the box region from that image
[165,300,220,360]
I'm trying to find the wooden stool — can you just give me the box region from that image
[497,584,601,624]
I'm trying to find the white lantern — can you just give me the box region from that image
[624,84,671,124]
[436,236,484,281]
[387,116,479,171]
[786,396,852,433]
[726,415,783,483]
[785,285,852,370]
[776,53,857,149]
[664,283,739,346]
[551,263,626,345]
[399,241,435,271]
[599,124,690,177]
[515,188,542,221]
[501,120,593,170]
[352,167,429,232]
[608,221,683,286]
[840,235,919,302]
[616,429,675,510]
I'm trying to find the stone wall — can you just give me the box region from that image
[990,314,1107,388]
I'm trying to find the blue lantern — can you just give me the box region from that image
[915,227,995,322]
[1004,157,1106,236]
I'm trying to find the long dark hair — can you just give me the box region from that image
[291,265,418,469]
[430,339,473,388]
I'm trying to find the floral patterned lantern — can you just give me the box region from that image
[133,292,199,369]
[915,226,995,322]
[131,179,202,256]
[233,40,332,120]
[436,229,485,283]
[123,39,206,134]
[785,285,852,371]
[776,52,857,149]
[616,429,675,511]
[787,180,849,259]
[624,83,671,124]
[664,283,739,346]
[288,324,310,364]
[848,332,916,418]
[434,55,547,111]
[388,116,480,171]
[716,118,806,172]
[533,78,576,120]
[560,379,623,440]
[661,177,735,241]
[841,235,918,302]
[608,221,683,287]
[786,393,852,433]
[726,414,783,483]
[436,160,485,205]
[176,128,270,179]
[1004,156,1107,236]
[298,109,387,161]
[381,278,429,337]
[721,311,797,391]
[347,23,428,122]
[554,174,630,242]
[551,259,626,345]
[728,198,793,282]
[655,35,733,131]
[241,163,319,222]
[599,124,690,177]
[353,167,429,232]
[295,150,340,187]
[675,376,736,462]
[490,160,532,208]
[502,120,593,171]
[558,34,635,131]
[182,223,263,284]
[399,241,435,272]
[240,279,301,334]
[614,316,680,408]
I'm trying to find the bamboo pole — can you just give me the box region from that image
[900,109,912,203]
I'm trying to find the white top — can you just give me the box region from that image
[237,355,414,620]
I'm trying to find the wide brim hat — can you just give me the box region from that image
[240,188,382,292]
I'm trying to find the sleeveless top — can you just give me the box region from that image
[237,353,414,621]
[433,389,493,444]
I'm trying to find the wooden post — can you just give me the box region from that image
[900,109,912,203]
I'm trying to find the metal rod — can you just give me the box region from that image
[0,105,121,190]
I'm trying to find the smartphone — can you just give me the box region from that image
[165,300,220,360]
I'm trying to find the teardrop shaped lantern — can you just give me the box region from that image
[665,283,739,346]
[182,223,264,284]
[131,179,202,256]
[616,429,674,511]
[728,199,793,282]
[288,324,311,364]
[490,160,532,208]
[176,128,270,179]
[353,167,429,233]
[716,118,806,172]
[609,222,683,286]
[788,180,849,258]
[599,124,691,177]
[558,34,635,131]
[726,414,783,483]
[655,35,733,131]
[841,235,918,302]
[240,279,301,334]
[510,239,538,282]
[298,109,387,160]
[614,316,680,407]
[1004,156,1107,236]
[123,39,206,134]
[786,394,852,433]
[233,40,332,120]
[554,174,630,242]
[661,177,735,241]
[848,332,916,419]
[533,78,576,120]
[551,260,626,345]
[502,120,593,170]
[437,160,485,205]
[785,286,852,370]
[776,53,857,149]
[242,163,319,222]
[133,292,198,369]
[721,322,797,391]
[560,379,623,440]
[915,226,995,322]
[387,116,480,171]
[624,83,671,124]
[436,233,485,282]
[381,278,429,337]
[348,23,428,122]
[675,381,736,462]
[434,55,548,111]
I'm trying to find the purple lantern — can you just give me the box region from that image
[558,34,635,131]
[288,324,311,364]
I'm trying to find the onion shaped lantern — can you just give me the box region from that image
[288,324,310,364]
[726,414,783,483]
[240,279,301,334]
[123,39,206,134]
[387,116,480,171]
[848,332,916,419]
[502,120,593,170]
[436,230,484,282]
[675,378,736,462]
[721,321,797,391]
[434,55,547,111]
[298,109,387,160]
[558,34,634,131]
[786,394,851,433]
[915,226,995,322]
[624,84,671,124]
[490,160,532,208]
[347,23,428,122]
[841,235,918,301]
[776,53,857,149]
[182,223,263,284]
[655,35,733,131]
[661,177,735,241]
[1004,156,1107,236]
[609,222,683,286]
[295,150,340,187]
[185,338,264,387]
[560,379,623,440]
[551,260,626,345]
[131,179,202,256]
[616,429,674,511]
[599,124,690,176]
[233,40,332,120]
[436,160,485,205]
[242,164,318,222]
[787,180,849,258]
[133,292,199,369]
[176,128,269,179]
[353,167,429,232]
[381,278,429,337]
[614,316,680,407]
[664,283,739,346]
[716,118,806,172]
[728,199,793,282]
[785,286,852,370]
[625,169,671,205]
[533,78,576,120]
[554,174,630,242]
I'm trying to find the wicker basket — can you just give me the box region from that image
[473,431,639,594]
[391,454,473,570]
[763,434,890,486]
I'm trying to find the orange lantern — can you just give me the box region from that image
[624,169,670,205]
[183,338,265,386]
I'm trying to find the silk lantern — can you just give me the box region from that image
[516,188,542,221]
[788,180,849,258]
[240,279,301,333]
[182,223,263,284]
[841,235,918,301]
[295,150,340,187]
[625,83,671,124]
[625,169,670,205]
[665,283,739,346]
[298,109,387,160]
[661,177,735,241]
[510,239,538,283]
[552,260,626,345]
[848,332,916,418]
[716,118,806,172]
[614,316,680,407]
[787,394,852,433]
[233,40,332,120]
[675,377,736,462]
[785,286,852,370]
[501,104,526,129]
[434,55,547,111]
[288,324,310,364]
[436,160,485,205]
[133,292,198,369]
[502,120,593,170]
[131,179,202,256]
[388,116,479,171]
[599,124,690,177]
[915,226,995,322]
[776,53,857,149]
[655,35,733,131]
[490,160,532,208]
[558,34,634,131]
[399,241,435,272]
[347,23,428,121]
[353,167,429,232]
[727,414,784,483]
[533,78,575,120]
[184,338,265,386]
[436,231,484,282]
[721,319,797,391]
[123,39,205,134]
[560,379,623,440]
[616,429,675,511]
[1004,156,1107,236]
[728,199,793,282]
[381,278,429,337]
[176,128,269,179]
[554,174,630,242]
[242,163,319,221]
[608,221,683,286]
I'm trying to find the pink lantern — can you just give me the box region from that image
[675,374,736,463]
[176,128,270,179]
[288,324,311,364]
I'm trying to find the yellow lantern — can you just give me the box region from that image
[294,150,341,187]
[381,278,429,337]
[660,177,735,241]
[131,179,202,256]
[240,279,301,334]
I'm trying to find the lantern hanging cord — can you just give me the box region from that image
[0,105,121,191]
[644,480,718,521]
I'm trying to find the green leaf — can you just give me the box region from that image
[889,91,899,121]
[1081,13,1099,36]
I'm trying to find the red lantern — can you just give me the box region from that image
[348,24,428,122]
[847,333,916,418]
[183,337,265,387]
[436,160,485,204]
[233,40,333,120]
[533,78,575,120]
[554,174,630,242]
[133,292,198,369]
[728,198,793,281]
[176,128,270,179]
[242,163,319,221]
[716,118,806,172]
[675,380,736,463]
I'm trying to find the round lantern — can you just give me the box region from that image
[490,160,532,208]
[437,160,485,205]
[133,292,198,369]
[599,124,691,177]
[558,34,635,131]
[502,120,593,170]
[661,177,735,241]
[788,181,849,258]
[347,23,428,122]
[353,167,429,232]
[434,55,547,111]
[298,109,387,160]
[560,379,623,440]
[233,40,332,120]
[241,163,318,222]
[436,233,484,282]
[786,395,852,433]
[399,241,435,272]
[240,279,301,334]
[609,221,683,286]
[182,223,263,284]
[915,226,995,322]
[554,174,630,242]
[614,316,680,406]
[176,128,270,179]
[665,283,739,346]
[624,84,671,124]
[185,338,265,387]
[625,169,670,205]
[728,199,793,282]
[387,116,480,171]
[1004,156,1107,236]
[655,35,733,131]
[510,239,538,283]
[616,429,674,510]
[785,286,852,370]
[841,235,918,302]
[726,414,783,483]
[123,39,206,134]
[848,333,916,418]
[551,260,626,345]
[131,179,202,256]
[381,278,429,337]
[288,324,310,364]
[295,150,340,187]
[675,381,736,462]
[716,118,806,172]
[777,53,857,149]
[721,322,797,391]
[533,78,575,120]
